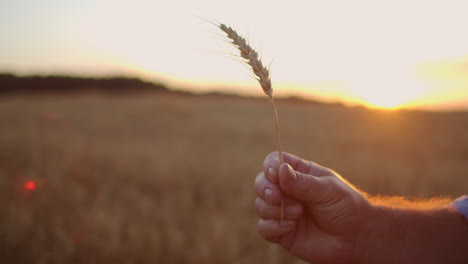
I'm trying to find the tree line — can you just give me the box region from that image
[0,73,168,94]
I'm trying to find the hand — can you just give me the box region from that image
[255,152,371,264]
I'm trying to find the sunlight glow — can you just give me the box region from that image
[0,0,467,110]
[347,73,430,109]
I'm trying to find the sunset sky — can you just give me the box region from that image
[1,0,467,110]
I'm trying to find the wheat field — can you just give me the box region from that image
[1,93,468,263]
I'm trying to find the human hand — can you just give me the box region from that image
[255,152,371,264]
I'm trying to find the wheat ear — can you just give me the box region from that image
[219,24,285,221]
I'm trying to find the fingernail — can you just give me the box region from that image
[286,164,297,182]
[264,188,272,201]
[268,167,275,179]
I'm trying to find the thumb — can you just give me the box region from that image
[279,163,332,203]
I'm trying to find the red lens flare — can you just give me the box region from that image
[24,180,36,191]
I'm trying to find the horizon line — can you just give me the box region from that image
[1,71,467,113]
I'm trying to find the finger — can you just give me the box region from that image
[279,163,334,203]
[257,219,296,243]
[254,171,283,205]
[263,152,281,183]
[255,197,303,220]
[263,152,333,180]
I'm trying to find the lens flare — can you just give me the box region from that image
[24,180,36,191]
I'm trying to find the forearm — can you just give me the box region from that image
[353,198,468,264]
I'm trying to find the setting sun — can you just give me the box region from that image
[358,95,408,110]
[347,73,429,109]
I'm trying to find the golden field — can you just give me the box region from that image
[1,92,468,263]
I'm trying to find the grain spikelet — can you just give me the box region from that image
[219,24,273,98]
[218,23,285,220]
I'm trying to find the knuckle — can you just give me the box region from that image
[254,198,263,213]
[257,220,267,234]
[320,176,335,188]
[257,220,271,237]
[256,199,269,217]
[254,171,264,186]
[254,173,267,195]
[266,151,278,160]
[263,151,279,168]
[257,220,280,243]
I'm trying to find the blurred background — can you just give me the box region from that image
[1,0,467,263]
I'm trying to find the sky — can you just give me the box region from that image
[1,0,467,111]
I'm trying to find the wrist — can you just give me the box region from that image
[351,204,399,264]
[352,200,468,264]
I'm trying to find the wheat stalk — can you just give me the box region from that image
[218,23,285,221]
